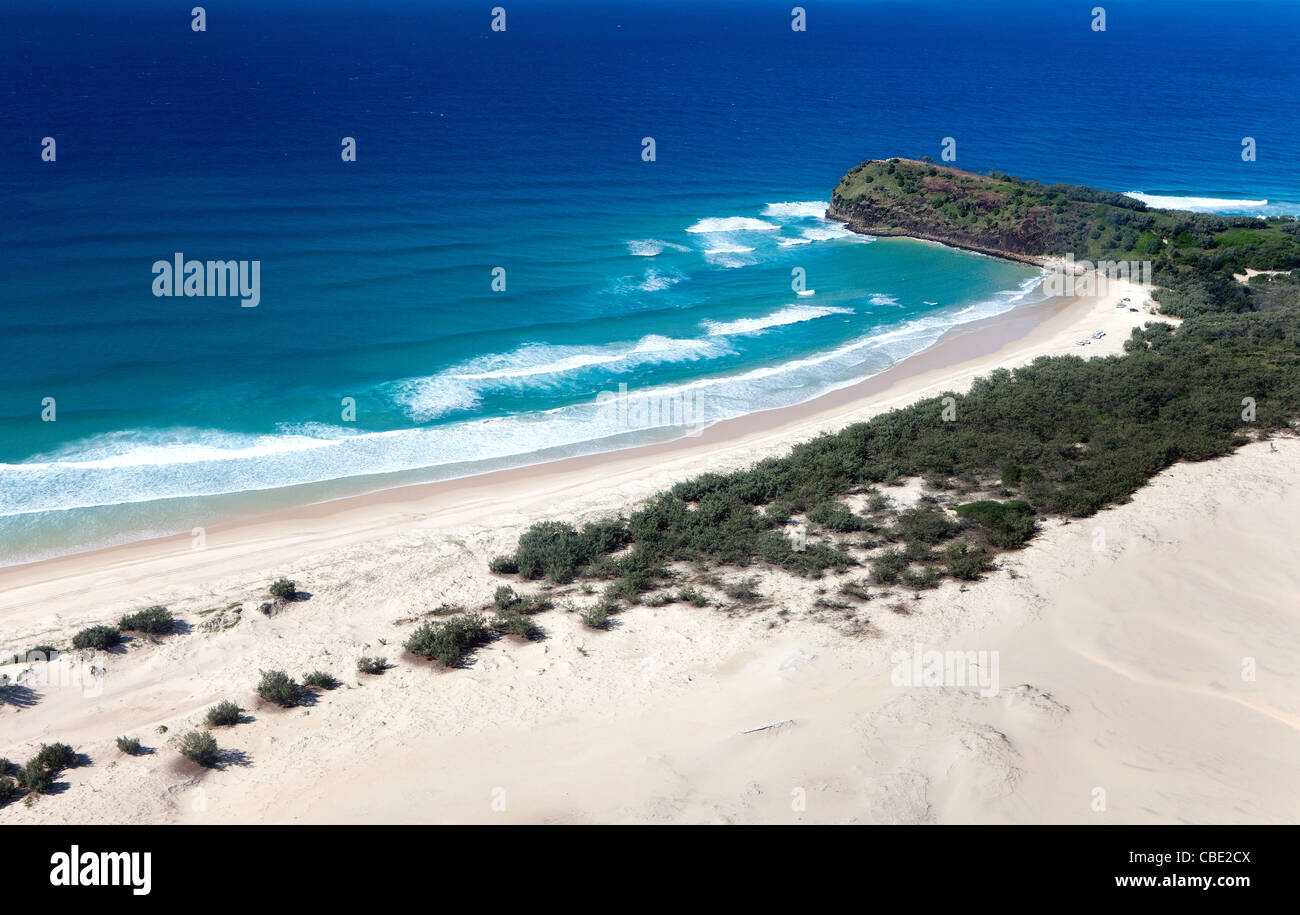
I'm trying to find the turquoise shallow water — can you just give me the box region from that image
[2,0,1297,564]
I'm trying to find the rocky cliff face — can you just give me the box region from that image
[826,158,1069,265]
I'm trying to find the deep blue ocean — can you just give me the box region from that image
[2,0,1298,564]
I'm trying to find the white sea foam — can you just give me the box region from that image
[686,217,781,234]
[627,238,690,256]
[760,201,828,220]
[702,305,853,337]
[867,293,903,308]
[638,268,683,291]
[799,225,856,241]
[776,237,814,246]
[396,335,729,420]
[702,244,759,268]
[1123,192,1270,214]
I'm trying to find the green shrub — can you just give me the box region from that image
[356,656,387,674]
[491,613,544,641]
[493,585,519,611]
[404,614,492,667]
[518,594,554,614]
[675,586,709,607]
[513,519,630,583]
[892,506,961,544]
[0,776,15,806]
[944,543,996,580]
[178,730,219,767]
[268,578,298,601]
[869,549,909,584]
[256,669,302,707]
[807,500,866,532]
[118,605,174,634]
[581,602,610,630]
[303,670,339,689]
[115,736,142,756]
[17,758,52,794]
[488,555,519,574]
[35,742,77,772]
[71,625,119,650]
[901,567,942,590]
[839,579,872,601]
[955,500,1038,549]
[205,699,241,727]
[722,577,762,602]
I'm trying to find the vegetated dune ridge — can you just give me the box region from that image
[4,161,1300,823]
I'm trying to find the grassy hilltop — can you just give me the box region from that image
[829,158,1300,317]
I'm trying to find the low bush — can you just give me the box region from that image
[116,736,142,755]
[357,656,387,674]
[118,605,174,634]
[581,602,610,630]
[722,577,762,602]
[807,500,866,532]
[955,500,1038,549]
[869,549,909,584]
[512,518,630,583]
[404,614,492,667]
[303,670,339,689]
[0,776,15,805]
[892,506,961,545]
[268,578,298,601]
[518,594,554,614]
[205,700,241,727]
[675,586,709,607]
[256,669,302,707]
[488,555,519,574]
[493,585,519,611]
[839,580,872,601]
[178,730,219,767]
[491,613,544,641]
[943,543,996,581]
[35,742,77,772]
[17,758,53,794]
[71,625,119,651]
[901,567,942,590]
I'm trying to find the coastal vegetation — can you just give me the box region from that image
[118,605,174,635]
[268,578,298,601]
[403,614,492,667]
[256,670,302,707]
[304,670,339,689]
[205,700,241,727]
[71,625,119,651]
[179,730,219,767]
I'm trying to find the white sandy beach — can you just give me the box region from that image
[5,273,1299,825]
